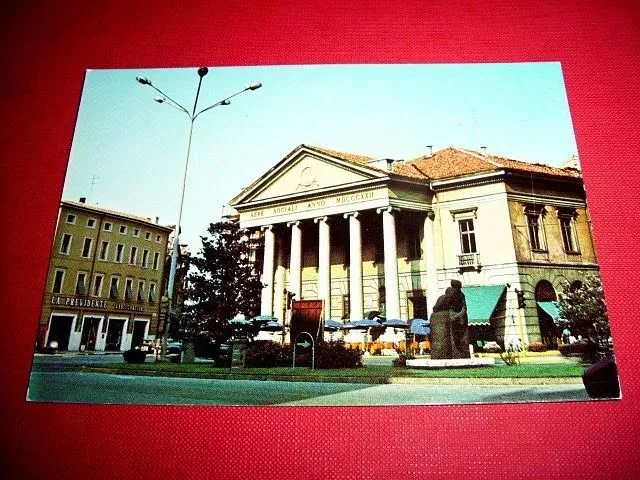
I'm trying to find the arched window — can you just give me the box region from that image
[569,280,583,292]
[535,280,557,301]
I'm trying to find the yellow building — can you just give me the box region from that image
[229,144,599,350]
[38,199,172,352]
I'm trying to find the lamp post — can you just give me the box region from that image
[136,67,262,361]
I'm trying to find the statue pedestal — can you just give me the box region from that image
[406,358,495,368]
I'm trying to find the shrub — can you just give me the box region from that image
[123,349,147,363]
[482,341,502,354]
[244,340,292,368]
[392,353,415,367]
[527,341,547,352]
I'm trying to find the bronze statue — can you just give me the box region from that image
[429,280,470,359]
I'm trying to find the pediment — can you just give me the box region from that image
[231,146,388,205]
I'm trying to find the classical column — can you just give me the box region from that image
[274,235,287,322]
[288,221,302,299]
[314,216,331,320]
[377,207,400,320]
[260,225,275,316]
[423,211,439,315]
[344,212,363,320]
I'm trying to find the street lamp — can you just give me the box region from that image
[136,67,262,361]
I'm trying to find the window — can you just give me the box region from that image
[92,274,104,297]
[99,241,109,260]
[558,209,580,253]
[87,218,96,228]
[66,214,76,224]
[525,206,546,251]
[407,223,422,260]
[109,277,120,299]
[459,219,477,254]
[81,237,93,258]
[60,234,72,255]
[104,222,112,232]
[129,246,138,265]
[145,232,151,240]
[342,295,350,319]
[142,249,149,268]
[153,252,160,270]
[125,278,134,301]
[133,228,140,237]
[75,272,87,295]
[156,234,161,243]
[148,282,157,303]
[52,269,65,294]
[137,281,145,301]
[115,244,124,263]
[119,225,127,235]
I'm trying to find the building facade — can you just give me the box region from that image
[38,199,172,352]
[229,145,599,350]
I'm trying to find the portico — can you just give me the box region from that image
[229,144,437,330]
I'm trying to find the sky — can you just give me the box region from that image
[62,62,578,252]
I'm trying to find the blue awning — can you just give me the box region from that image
[461,285,507,325]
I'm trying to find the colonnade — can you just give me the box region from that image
[259,206,439,322]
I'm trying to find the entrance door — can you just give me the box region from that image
[290,300,324,343]
[131,320,147,349]
[407,291,428,320]
[105,319,126,351]
[48,315,74,351]
[80,316,101,351]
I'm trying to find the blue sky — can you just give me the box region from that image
[63,63,578,251]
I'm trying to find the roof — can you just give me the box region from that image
[396,147,582,181]
[61,200,173,231]
[461,285,507,325]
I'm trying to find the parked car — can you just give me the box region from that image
[167,341,182,362]
[139,340,155,354]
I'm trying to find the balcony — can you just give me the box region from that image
[457,252,481,272]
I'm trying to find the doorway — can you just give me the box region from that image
[131,320,148,349]
[47,315,74,351]
[80,316,101,351]
[105,319,126,351]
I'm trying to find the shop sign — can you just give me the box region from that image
[51,296,107,308]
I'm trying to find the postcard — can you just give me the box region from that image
[27,63,620,405]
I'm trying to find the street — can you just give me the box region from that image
[27,355,591,405]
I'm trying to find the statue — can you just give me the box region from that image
[429,280,470,359]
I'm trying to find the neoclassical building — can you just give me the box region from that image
[229,145,600,350]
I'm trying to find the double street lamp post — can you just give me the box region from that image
[136,67,262,361]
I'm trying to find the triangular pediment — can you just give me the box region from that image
[230,145,388,206]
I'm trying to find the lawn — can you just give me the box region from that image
[86,361,586,382]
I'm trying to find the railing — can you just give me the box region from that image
[457,252,481,270]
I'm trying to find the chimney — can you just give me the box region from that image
[155,216,159,224]
[426,145,433,157]
[79,197,86,203]
[480,146,487,156]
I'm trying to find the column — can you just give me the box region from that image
[344,212,363,320]
[423,211,439,315]
[260,225,275,316]
[274,236,287,322]
[288,221,302,299]
[378,207,400,320]
[314,216,331,320]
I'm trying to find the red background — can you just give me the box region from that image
[3,1,639,478]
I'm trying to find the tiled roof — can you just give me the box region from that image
[62,200,173,230]
[303,144,389,174]
[397,147,582,181]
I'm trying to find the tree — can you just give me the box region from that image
[184,221,263,340]
[557,275,611,349]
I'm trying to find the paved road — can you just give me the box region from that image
[27,370,591,406]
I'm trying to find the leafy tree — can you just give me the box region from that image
[557,275,611,349]
[184,221,263,340]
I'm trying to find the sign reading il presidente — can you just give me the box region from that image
[243,190,382,220]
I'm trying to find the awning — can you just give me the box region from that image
[537,301,561,321]
[461,285,506,325]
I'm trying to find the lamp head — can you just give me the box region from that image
[154,96,165,103]
[221,99,231,106]
[136,76,152,86]
[247,82,262,91]
[198,67,209,78]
